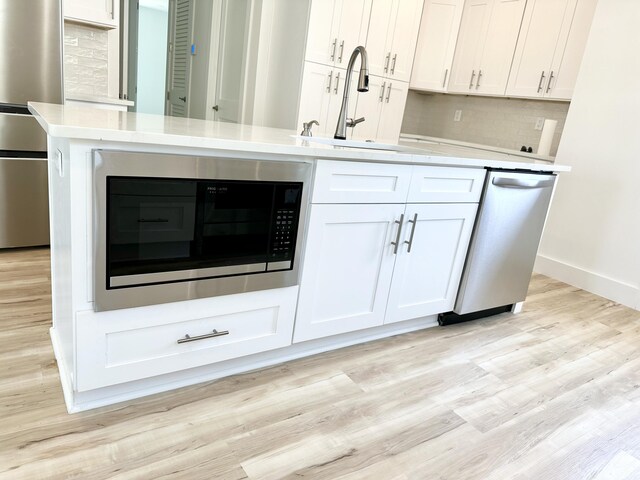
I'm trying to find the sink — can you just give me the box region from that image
[292,135,418,153]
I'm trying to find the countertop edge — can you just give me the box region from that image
[27,102,571,173]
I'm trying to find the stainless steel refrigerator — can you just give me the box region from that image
[0,0,62,248]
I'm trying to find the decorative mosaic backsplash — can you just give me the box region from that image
[402,91,570,156]
[63,22,109,97]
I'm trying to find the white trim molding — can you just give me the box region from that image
[535,254,640,311]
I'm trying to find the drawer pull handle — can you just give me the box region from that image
[537,71,546,93]
[177,329,230,344]
[138,218,169,223]
[390,214,405,255]
[546,70,554,93]
[404,213,418,253]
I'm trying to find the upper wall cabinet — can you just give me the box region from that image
[351,76,409,142]
[410,0,464,92]
[64,0,118,29]
[448,0,526,96]
[297,62,357,137]
[367,0,425,82]
[305,0,372,68]
[506,0,597,100]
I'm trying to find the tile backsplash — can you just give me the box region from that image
[63,22,109,98]
[402,92,570,156]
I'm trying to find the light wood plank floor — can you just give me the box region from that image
[1,248,640,479]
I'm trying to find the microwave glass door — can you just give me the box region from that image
[107,176,303,288]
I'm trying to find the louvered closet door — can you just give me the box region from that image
[167,0,193,117]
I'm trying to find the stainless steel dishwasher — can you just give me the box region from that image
[439,169,556,325]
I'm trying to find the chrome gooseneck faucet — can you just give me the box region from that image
[334,46,369,140]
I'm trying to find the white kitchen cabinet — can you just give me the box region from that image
[293,203,404,343]
[312,160,413,204]
[410,0,464,92]
[295,161,483,342]
[385,203,477,324]
[367,0,425,82]
[76,287,299,391]
[351,76,409,142]
[297,62,356,137]
[305,0,372,68]
[64,0,118,28]
[448,0,526,95]
[506,0,596,100]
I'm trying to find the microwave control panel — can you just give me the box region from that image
[268,183,302,265]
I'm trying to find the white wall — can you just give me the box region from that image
[136,1,169,115]
[535,0,640,311]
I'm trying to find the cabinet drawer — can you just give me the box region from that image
[312,160,413,204]
[75,287,298,391]
[408,166,486,203]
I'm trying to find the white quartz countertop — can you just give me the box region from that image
[399,133,556,162]
[28,102,570,173]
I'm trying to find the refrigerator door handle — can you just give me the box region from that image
[492,177,555,189]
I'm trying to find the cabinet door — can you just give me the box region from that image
[448,0,492,93]
[505,0,575,98]
[64,0,118,28]
[410,0,464,92]
[385,203,477,324]
[474,0,526,95]
[293,204,404,343]
[376,80,409,143]
[546,0,597,100]
[305,0,339,65]
[351,75,386,141]
[333,0,372,68]
[297,62,334,136]
[387,0,424,82]
[366,0,396,78]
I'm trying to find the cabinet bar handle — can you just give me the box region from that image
[546,71,554,93]
[384,52,391,73]
[391,214,405,254]
[334,71,340,94]
[379,81,386,102]
[442,69,449,88]
[177,329,229,344]
[326,71,333,93]
[330,38,337,61]
[390,53,397,74]
[469,70,476,89]
[404,213,418,253]
[338,40,345,63]
[386,83,392,103]
[476,70,482,89]
[537,71,546,93]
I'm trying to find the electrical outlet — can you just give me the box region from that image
[535,117,545,130]
[454,110,462,122]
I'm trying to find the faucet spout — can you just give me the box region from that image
[334,46,369,140]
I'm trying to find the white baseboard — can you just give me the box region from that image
[535,254,639,311]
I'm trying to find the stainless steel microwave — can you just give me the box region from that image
[93,150,312,311]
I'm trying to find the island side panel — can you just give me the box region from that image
[46,136,75,392]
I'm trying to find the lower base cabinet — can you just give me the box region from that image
[293,202,477,342]
[75,287,299,391]
[293,203,404,343]
[384,203,477,324]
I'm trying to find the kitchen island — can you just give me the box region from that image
[29,102,569,412]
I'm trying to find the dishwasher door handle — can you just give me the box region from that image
[492,177,555,189]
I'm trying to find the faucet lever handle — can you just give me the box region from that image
[346,117,365,128]
[301,120,320,137]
